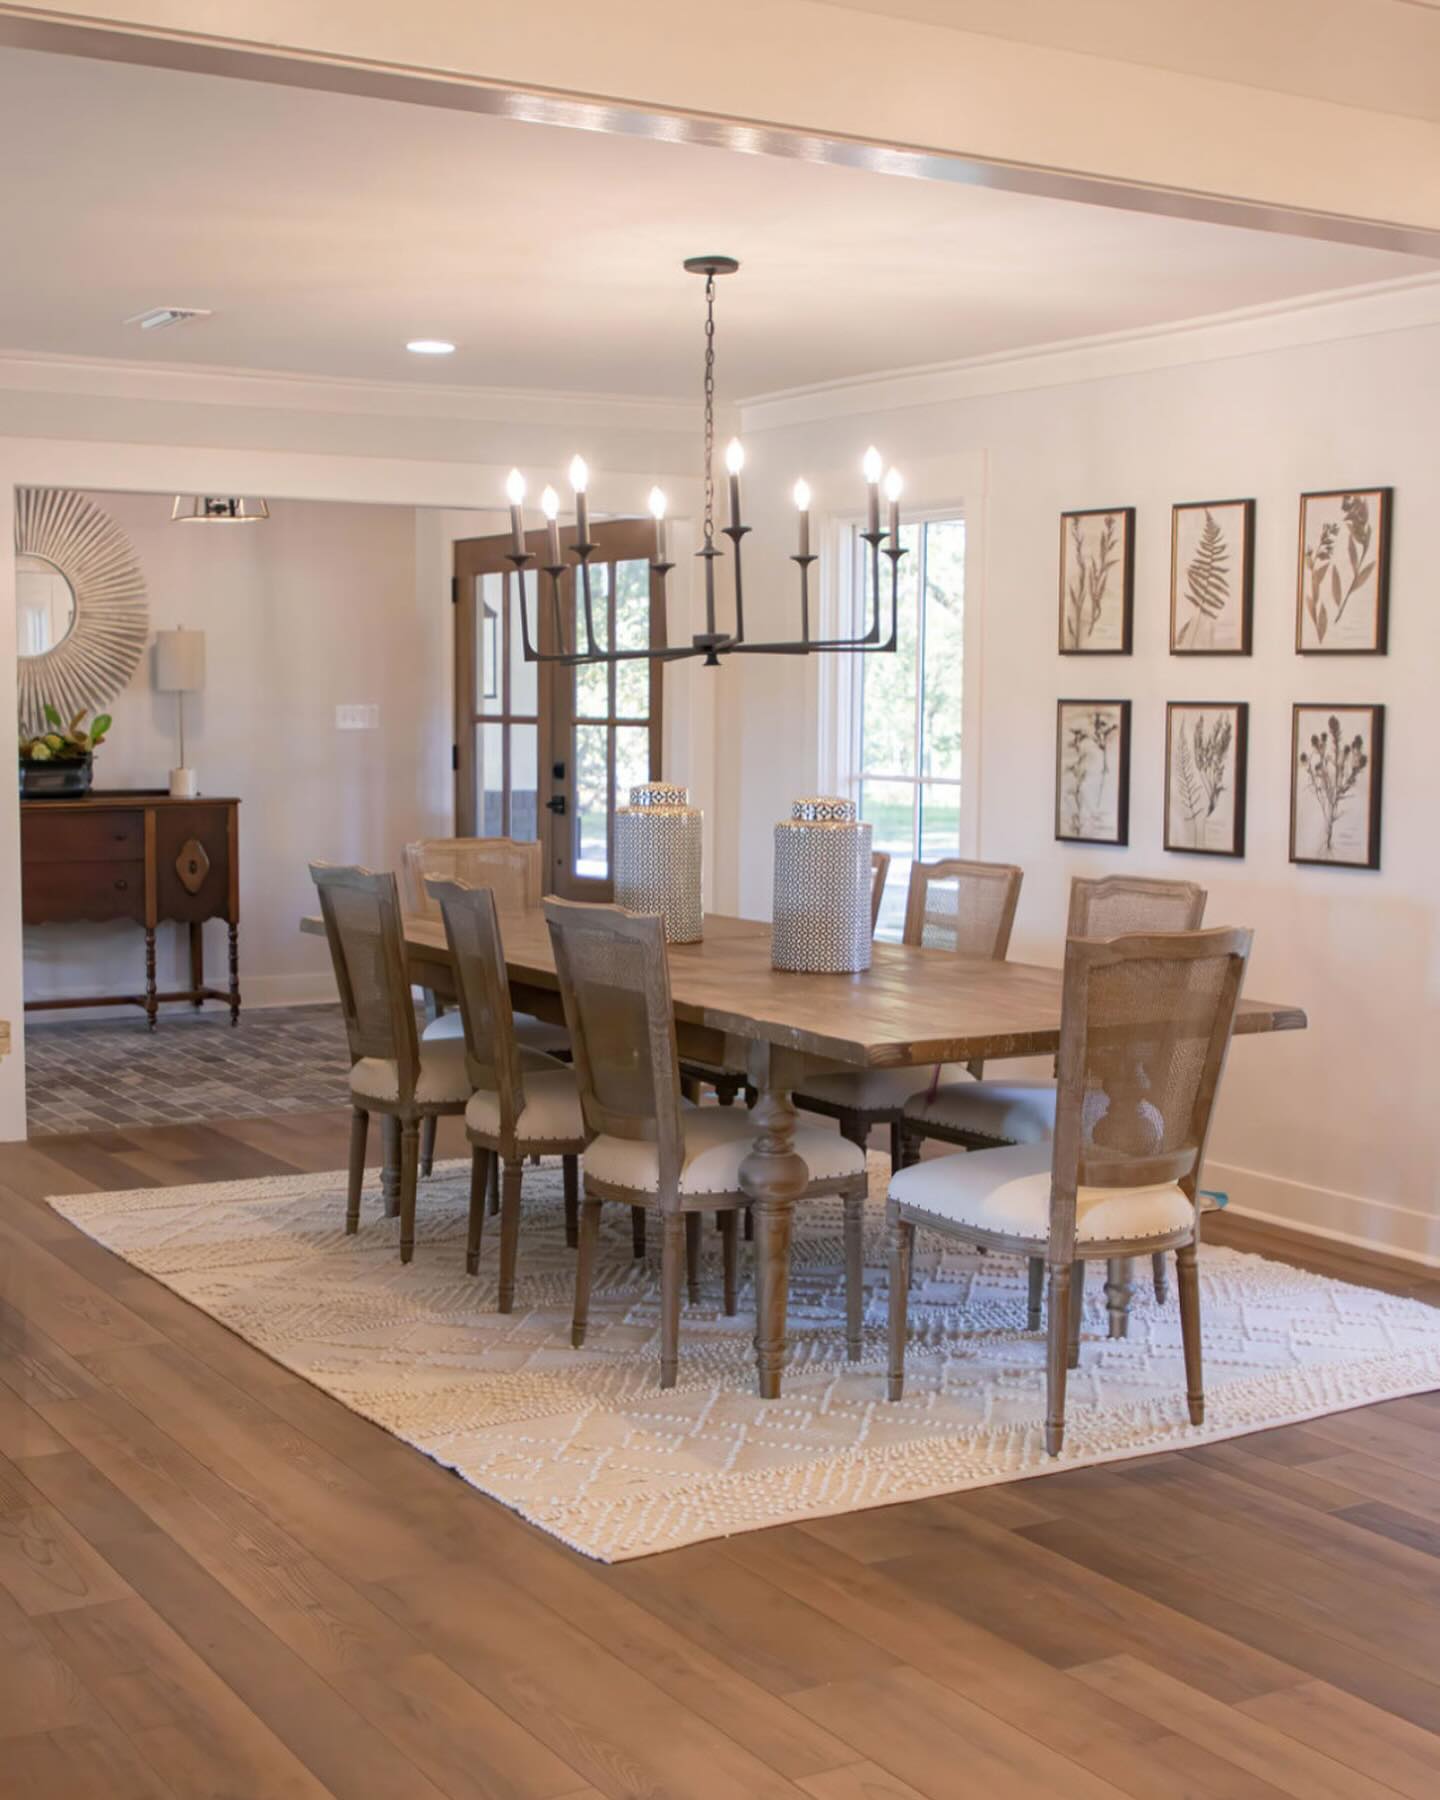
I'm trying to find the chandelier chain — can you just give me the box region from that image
[702,272,716,546]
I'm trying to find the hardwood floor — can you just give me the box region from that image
[2,1109,1438,1799]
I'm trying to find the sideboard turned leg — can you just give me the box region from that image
[189,921,205,1009]
[144,928,158,1030]
[228,923,240,1026]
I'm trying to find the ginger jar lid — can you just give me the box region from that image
[787,795,857,824]
[620,782,693,813]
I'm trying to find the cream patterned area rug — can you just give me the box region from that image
[49,1158,1440,1562]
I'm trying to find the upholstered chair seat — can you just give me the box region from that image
[349,1034,473,1106]
[422,1008,569,1058]
[464,1061,585,1145]
[800,1063,971,1115]
[585,1105,866,1196]
[902,1076,1057,1145]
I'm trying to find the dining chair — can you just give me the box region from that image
[886,925,1252,1455]
[428,877,591,1306]
[899,873,1206,1326]
[545,897,870,1385]
[402,836,568,1175]
[311,863,473,1264]
[795,857,1024,1168]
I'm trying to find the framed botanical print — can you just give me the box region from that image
[1055,700,1130,846]
[1059,508,1134,654]
[1290,705,1384,870]
[1170,500,1254,654]
[1164,702,1248,858]
[1296,488,1391,654]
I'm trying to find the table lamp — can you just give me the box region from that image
[154,627,206,797]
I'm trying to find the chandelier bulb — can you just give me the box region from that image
[648,486,668,520]
[568,455,589,494]
[540,485,560,520]
[793,479,811,512]
[862,446,883,485]
[724,438,745,475]
[505,468,526,505]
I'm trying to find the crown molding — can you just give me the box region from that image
[0,349,699,433]
[738,272,1440,432]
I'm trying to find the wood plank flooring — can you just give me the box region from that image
[1,1109,1438,1800]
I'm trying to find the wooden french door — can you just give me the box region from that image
[453,518,664,898]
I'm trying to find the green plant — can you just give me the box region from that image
[18,704,112,765]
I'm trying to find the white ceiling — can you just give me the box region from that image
[0,46,1433,399]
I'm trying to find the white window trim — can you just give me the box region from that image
[818,450,986,863]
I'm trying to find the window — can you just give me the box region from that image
[845,514,966,938]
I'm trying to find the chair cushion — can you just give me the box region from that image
[465,1066,586,1146]
[350,1035,471,1106]
[798,1063,970,1115]
[903,1076,1057,1144]
[888,1142,1193,1244]
[423,1009,569,1057]
[585,1107,867,1196]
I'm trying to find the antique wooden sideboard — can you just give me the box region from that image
[21,791,240,1028]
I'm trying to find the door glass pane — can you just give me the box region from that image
[478,574,504,715]
[574,563,610,720]
[509,574,538,717]
[509,723,539,842]
[574,722,609,880]
[614,560,651,720]
[614,723,650,811]
[859,776,914,940]
[921,519,964,781]
[478,721,505,835]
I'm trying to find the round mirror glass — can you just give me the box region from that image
[15,552,78,658]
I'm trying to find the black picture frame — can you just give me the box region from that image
[1170,499,1255,656]
[1289,704,1385,870]
[1055,699,1131,846]
[1058,507,1135,655]
[1295,488,1392,655]
[1164,701,1248,858]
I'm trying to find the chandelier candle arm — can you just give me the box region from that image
[505,469,527,555]
[541,485,562,570]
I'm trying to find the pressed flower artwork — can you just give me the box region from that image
[1055,700,1130,845]
[1170,500,1254,654]
[1164,703,1247,858]
[1290,705,1384,870]
[1296,489,1391,653]
[1059,508,1134,653]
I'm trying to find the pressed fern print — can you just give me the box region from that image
[1171,500,1252,654]
[1166,704,1245,858]
[1178,510,1230,646]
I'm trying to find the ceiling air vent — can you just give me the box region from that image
[124,306,213,332]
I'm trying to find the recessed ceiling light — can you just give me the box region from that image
[125,306,212,331]
[406,338,456,355]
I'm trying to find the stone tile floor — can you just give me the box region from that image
[24,1003,353,1136]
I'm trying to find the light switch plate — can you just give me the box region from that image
[335,704,379,730]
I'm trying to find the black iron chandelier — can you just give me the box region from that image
[504,255,905,668]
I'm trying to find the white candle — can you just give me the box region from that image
[793,477,811,558]
[505,468,526,555]
[725,438,745,531]
[540,484,562,567]
[568,454,589,548]
[648,486,668,564]
[862,446,882,536]
[884,467,903,548]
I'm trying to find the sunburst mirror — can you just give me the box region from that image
[14,488,148,731]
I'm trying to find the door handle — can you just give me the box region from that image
[545,795,567,815]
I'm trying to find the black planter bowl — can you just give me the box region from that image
[19,755,94,799]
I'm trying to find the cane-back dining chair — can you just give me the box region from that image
[403,836,568,1175]
[428,877,590,1307]
[311,863,473,1263]
[545,898,870,1386]
[795,857,1024,1167]
[899,873,1207,1327]
[887,925,1252,1455]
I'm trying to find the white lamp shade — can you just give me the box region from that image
[154,628,206,693]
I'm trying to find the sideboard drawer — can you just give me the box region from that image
[22,809,144,864]
[22,860,147,926]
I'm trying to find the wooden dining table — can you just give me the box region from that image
[301,908,1306,1398]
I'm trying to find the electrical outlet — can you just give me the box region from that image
[335,704,379,730]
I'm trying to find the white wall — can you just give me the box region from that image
[724,306,1440,1263]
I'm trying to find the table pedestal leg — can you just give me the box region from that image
[739,1083,809,1400]
[380,1114,401,1218]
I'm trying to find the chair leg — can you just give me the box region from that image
[839,1115,868,1158]
[631,1205,647,1258]
[487,1153,501,1216]
[1176,1240,1204,1425]
[1026,1254,1044,1331]
[887,1210,915,1401]
[466,1147,492,1275]
[685,1210,702,1305]
[898,1124,923,1171]
[743,1206,754,1242]
[346,1107,368,1234]
[1152,1249,1169,1306]
[716,1076,741,1108]
[571,1197,603,1346]
[660,1213,684,1388]
[1045,1261,1072,1456]
[381,1114,400,1218]
[1067,1258,1085,1370]
[497,1157,524,1313]
[420,1113,437,1179]
[844,1187,865,1362]
[888,1120,904,1172]
[719,1210,739,1316]
[398,1119,420,1264]
[562,1154,579,1250]
[1105,1257,1133,1339]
